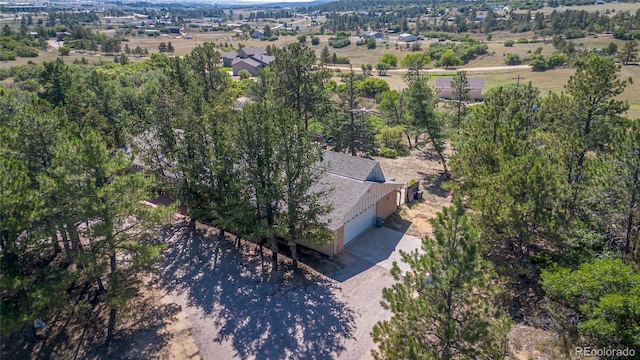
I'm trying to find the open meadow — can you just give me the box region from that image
[2,23,639,119]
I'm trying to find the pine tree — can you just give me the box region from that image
[320,46,330,65]
[275,106,332,269]
[270,43,331,130]
[403,74,446,171]
[562,54,629,215]
[58,130,172,345]
[372,197,510,359]
[448,70,471,128]
[618,40,638,65]
[236,102,284,271]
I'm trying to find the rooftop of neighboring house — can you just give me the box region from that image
[231,57,261,68]
[435,77,485,89]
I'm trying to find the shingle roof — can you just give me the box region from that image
[232,57,261,68]
[221,51,237,59]
[251,54,275,65]
[240,47,267,56]
[314,174,373,231]
[435,77,485,89]
[322,151,385,182]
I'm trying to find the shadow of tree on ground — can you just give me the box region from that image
[160,224,356,360]
[417,171,450,198]
[3,282,180,360]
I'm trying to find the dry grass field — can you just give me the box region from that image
[512,2,640,15]
[2,5,639,118]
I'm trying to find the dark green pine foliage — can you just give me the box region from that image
[372,197,510,360]
[404,74,446,171]
[450,83,564,262]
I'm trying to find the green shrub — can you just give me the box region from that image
[427,42,487,65]
[15,46,38,57]
[237,69,251,79]
[504,40,515,47]
[504,53,522,65]
[334,56,350,64]
[0,50,17,61]
[376,125,408,156]
[329,37,351,49]
[378,147,398,158]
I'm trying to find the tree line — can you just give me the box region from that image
[373,53,640,358]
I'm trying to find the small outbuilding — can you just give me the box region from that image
[398,33,417,42]
[362,30,384,39]
[435,77,485,100]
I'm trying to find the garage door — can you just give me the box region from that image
[344,205,376,245]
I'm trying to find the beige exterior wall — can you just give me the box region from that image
[297,226,344,258]
[376,190,397,219]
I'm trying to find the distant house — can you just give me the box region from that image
[238,47,267,59]
[475,15,487,22]
[398,33,417,42]
[362,30,383,39]
[221,51,237,67]
[228,47,275,76]
[252,29,265,39]
[435,77,485,100]
[298,151,402,257]
[55,31,71,41]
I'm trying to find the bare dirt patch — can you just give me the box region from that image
[374,148,453,238]
[507,324,570,360]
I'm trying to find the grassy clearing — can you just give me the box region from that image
[2,24,638,117]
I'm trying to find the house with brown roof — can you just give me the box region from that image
[229,47,275,76]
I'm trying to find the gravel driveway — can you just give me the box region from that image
[159,224,417,360]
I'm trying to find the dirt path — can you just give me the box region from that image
[324,64,531,74]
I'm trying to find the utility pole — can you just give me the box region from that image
[512,74,523,87]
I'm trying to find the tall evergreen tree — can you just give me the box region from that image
[447,70,471,129]
[372,197,510,359]
[404,74,446,171]
[270,43,331,130]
